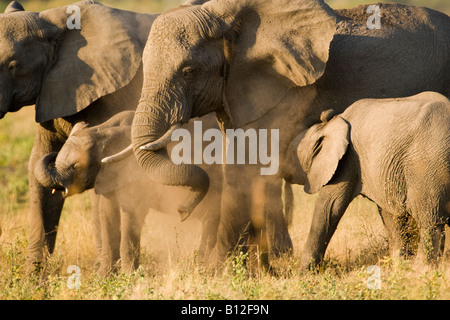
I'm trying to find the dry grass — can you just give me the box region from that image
[2,180,450,300]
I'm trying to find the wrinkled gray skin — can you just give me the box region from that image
[0,0,292,269]
[115,0,449,265]
[0,1,156,265]
[35,111,222,276]
[286,92,450,269]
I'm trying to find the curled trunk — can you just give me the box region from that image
[131,97,209,221]
[34,152,69,190]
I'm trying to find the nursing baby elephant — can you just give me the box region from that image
[286,91,450,269]
[35,111,223,275]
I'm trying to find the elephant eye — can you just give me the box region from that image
[8,60,18,75]
[181,66,197,78]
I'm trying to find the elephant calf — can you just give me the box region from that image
[286,91,450,269]
[34,111,222,276]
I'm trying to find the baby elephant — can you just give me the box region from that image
[34,111,222,276]
[287,91,450,269]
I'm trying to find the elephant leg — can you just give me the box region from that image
[196,172,221,263]
[119,207,147,273]
[27,127,65,267]
[215,165,292,271]
[119,209,141,273]
[249,175,293,272]
[90,190,103,265]
[214,168,254,266]
[378,207,406,259]
[117,185,149,273]
[415,214,446,264]
[301,173,357,271]
[197,208,220,262]
[97,193,121,276]
[393,211,419,259]
[215,184,251,261]
[263,177,293,258]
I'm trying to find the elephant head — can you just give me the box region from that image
[295,109,350,194]
[116,0,336,216]
[0,1,146,121]
[34,111,135,196]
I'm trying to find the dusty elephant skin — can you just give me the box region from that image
[35,111,223,276]
[117,0,449,266]
[0,1,156,265]
[0,0,293,269]
[288,92,450,270]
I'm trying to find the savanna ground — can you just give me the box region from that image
[0,0,450,301]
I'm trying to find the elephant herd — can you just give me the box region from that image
[0,0,449,276]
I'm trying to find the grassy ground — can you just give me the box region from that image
[1,0,450,301]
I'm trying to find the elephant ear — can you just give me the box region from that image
[93,125,141,194]
[36,2,143,122]
[202,0,336,128]
[94,153,145,195]
[298,114,349,194]
[69,121,89,136]
[5,1,25,13]
[182,0,210,5]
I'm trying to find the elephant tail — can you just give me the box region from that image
[283,181,294,228]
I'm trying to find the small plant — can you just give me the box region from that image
[231,251,248,287]
[421,270,444,300]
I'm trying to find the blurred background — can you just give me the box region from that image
[0,0,448,14]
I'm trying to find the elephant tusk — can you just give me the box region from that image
[52,188,68,196]
[140,123,181,151]
[101,144,133,164]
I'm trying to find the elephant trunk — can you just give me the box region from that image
[131,94,209,221]
[34,152,71,193]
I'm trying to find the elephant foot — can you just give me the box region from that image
[24,259,44,275]
[299,253,323,273]
[97,261,120,278]
[414,248,442,267]
[121,260,139,274]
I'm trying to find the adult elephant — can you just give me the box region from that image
[107,0,449,265]
[0,0,157,266]
[1,0,292,269]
